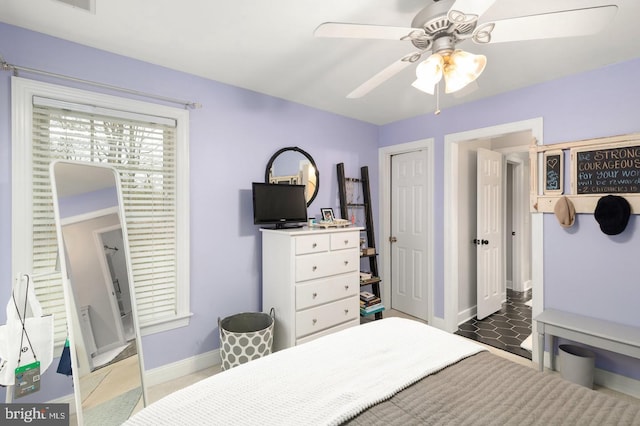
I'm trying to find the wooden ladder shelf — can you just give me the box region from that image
[337,163,383,320]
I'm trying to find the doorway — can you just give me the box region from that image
[452,135,533,356]
[444,117,544,359]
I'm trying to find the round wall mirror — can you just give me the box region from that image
[265,147,319,206]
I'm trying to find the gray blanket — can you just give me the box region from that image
[345,351,640,425]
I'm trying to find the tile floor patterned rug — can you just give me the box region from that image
[455,289,532,359]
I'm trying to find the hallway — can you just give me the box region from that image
[455,289,532,359]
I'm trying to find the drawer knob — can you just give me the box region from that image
[312,292,318,298]
[344,239,349,245]
[344,285,349,290]
[312,266,317,271]
[344,260,349,266]
[344,309,349,314]
[312,243,317,248]
[312,318,317,325]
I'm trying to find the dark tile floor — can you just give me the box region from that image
[455,289,532,359]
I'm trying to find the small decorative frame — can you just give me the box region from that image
[320,208,335,222]
[544,150,563,195]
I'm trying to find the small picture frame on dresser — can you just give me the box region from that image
[321,208,335,222]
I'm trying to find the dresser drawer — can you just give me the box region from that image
[295,297,358,338]
[295,249,359,282]
[295,234,330,255]
[295,273,359,310]
[330,231,359,250]
[296,319,359,346]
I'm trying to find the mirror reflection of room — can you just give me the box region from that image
[266,147,319,205]
[61,222,133,370]
[52,161,146,425]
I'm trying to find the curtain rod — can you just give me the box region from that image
[1,58,201,110]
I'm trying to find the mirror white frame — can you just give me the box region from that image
[49,160,148,425]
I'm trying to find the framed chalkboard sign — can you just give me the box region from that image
[572,142,640,194]
[544,150,563,194]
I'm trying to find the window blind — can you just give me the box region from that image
[31,101,179,343]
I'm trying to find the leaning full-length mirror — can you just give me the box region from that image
[50,160,147,425]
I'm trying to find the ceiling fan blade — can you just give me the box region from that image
[314,22,419,41]
[473,5,618,44]
[347,53,420,99]
[448,0,497,24]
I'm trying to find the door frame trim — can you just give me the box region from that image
[444,117,544,358]
[379,138,435,325]
[505,152,530,293]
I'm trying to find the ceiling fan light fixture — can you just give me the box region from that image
[442,49,486,94]
[411,78,437,95]
[412,53,444,94]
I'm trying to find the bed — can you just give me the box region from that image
[124,318,640,425]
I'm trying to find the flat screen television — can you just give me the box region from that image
[252,182,308,229]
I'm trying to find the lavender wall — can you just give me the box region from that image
[1,19,639,403]
[379,58,640,380]
[0,23,378,402]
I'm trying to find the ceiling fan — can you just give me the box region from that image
[314,0,618,99]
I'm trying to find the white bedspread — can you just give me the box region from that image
[125,318,485,426]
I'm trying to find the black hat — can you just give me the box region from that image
[594,195,630,235]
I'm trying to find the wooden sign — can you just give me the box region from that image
[572,142,640,194]
[544,151,563,194]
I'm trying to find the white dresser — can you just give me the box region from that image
[261,226,361,351]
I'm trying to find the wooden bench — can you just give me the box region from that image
[534,309,640,372]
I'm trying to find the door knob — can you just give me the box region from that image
[389,236,397,243]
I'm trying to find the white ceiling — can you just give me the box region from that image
[1,0,639,125]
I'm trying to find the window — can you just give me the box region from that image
[12,77,190,345]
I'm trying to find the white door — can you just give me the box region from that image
[391,150,429,320]
[476,148,504,320]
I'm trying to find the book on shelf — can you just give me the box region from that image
[360,304,385,315]
[361,247,376,256]
[360,276,380,284]
[360,297,381,307]
[359,271,372,280]
[360,290,376,301]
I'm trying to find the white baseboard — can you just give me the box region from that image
[595,368,640,398]
[429,316,448,332]
[457,306,476,325]
[144,348,221,388]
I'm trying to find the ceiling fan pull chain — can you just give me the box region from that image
[434,82,441,116]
